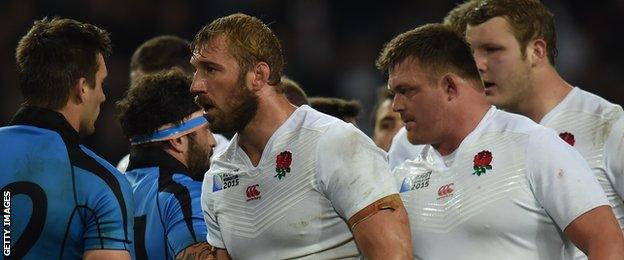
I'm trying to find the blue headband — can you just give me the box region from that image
[130,116,208,145]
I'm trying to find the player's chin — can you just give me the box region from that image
[485,95,507,108]
[207,120,229,134]
[80,124,96,136]
[204,108,222,122]
[406,131,426,145]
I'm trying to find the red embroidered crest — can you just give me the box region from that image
[559,132,575,146]
[473,150,493,176]
[275,151,292,180]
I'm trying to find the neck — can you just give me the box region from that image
[435,97,491,156]
[164,148,188,168]
[512,66,572,123]
[56,104,81,133]
[238,91,296,166]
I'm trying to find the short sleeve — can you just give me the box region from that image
[162,175,208,256]
[526,128,609,229]
[201,173,226,249]
[316,123,398,220]
[388,127,425,170]
[605,113,624,198]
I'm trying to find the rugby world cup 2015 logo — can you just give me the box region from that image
[212,171,240,192]
[399,171,432,193]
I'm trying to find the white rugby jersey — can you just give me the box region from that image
[539,87,624,259]
[395,107,609,259]
[388,127,425,170]
[201,105,398,259]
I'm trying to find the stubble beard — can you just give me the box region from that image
[495,60,534,113]
[209,75,259,134]
[187,135,213,180]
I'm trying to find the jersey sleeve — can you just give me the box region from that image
[526,128,609,230]
[316,122,398,220]
[162,175,208,256]
[81,167,135,252]
[201,172,226,249]
[604,113,624,198]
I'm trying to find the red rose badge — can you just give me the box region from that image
[275,151,292,180]
[559,132,575,146]
[473,150,493,176]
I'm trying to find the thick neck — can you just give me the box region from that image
[433,84,491,156]
[434,104,490,156]
[238,91,296,166]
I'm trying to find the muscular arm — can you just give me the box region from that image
[84,249,131,260]
[175,242,230,260]
[349,195,412,259]
[564,205,624,259]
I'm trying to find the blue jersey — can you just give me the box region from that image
[0,107,134,259]
[125,148,207,260]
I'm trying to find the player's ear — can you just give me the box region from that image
[250,61,270,91]
[70,77,88,104]
[528,38,548,67]
[166,136,187,154]
[441,73,459,101]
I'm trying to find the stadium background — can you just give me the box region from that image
[1,0,622,164]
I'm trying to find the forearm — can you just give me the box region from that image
[84,249,131,260]
[176,242,220,260]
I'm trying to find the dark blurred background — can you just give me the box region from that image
[1,0,622,164]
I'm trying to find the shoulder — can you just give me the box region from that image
[0,125,71,171]
[483,109,544,135]
[160,174,202,200]
[315,115,387,177]
[0,124,64,141]
[73,145,133,212]
[75,145,130,187]
[124,166,157,187]
[170,172,204,192]
[297,105,345,134]
[0,125,68,158]
[472,109,562,155]
[318,118,375,152]
[562,88,623,118]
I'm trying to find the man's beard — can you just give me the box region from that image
[186,134,212,180]
[209,74,259,134]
